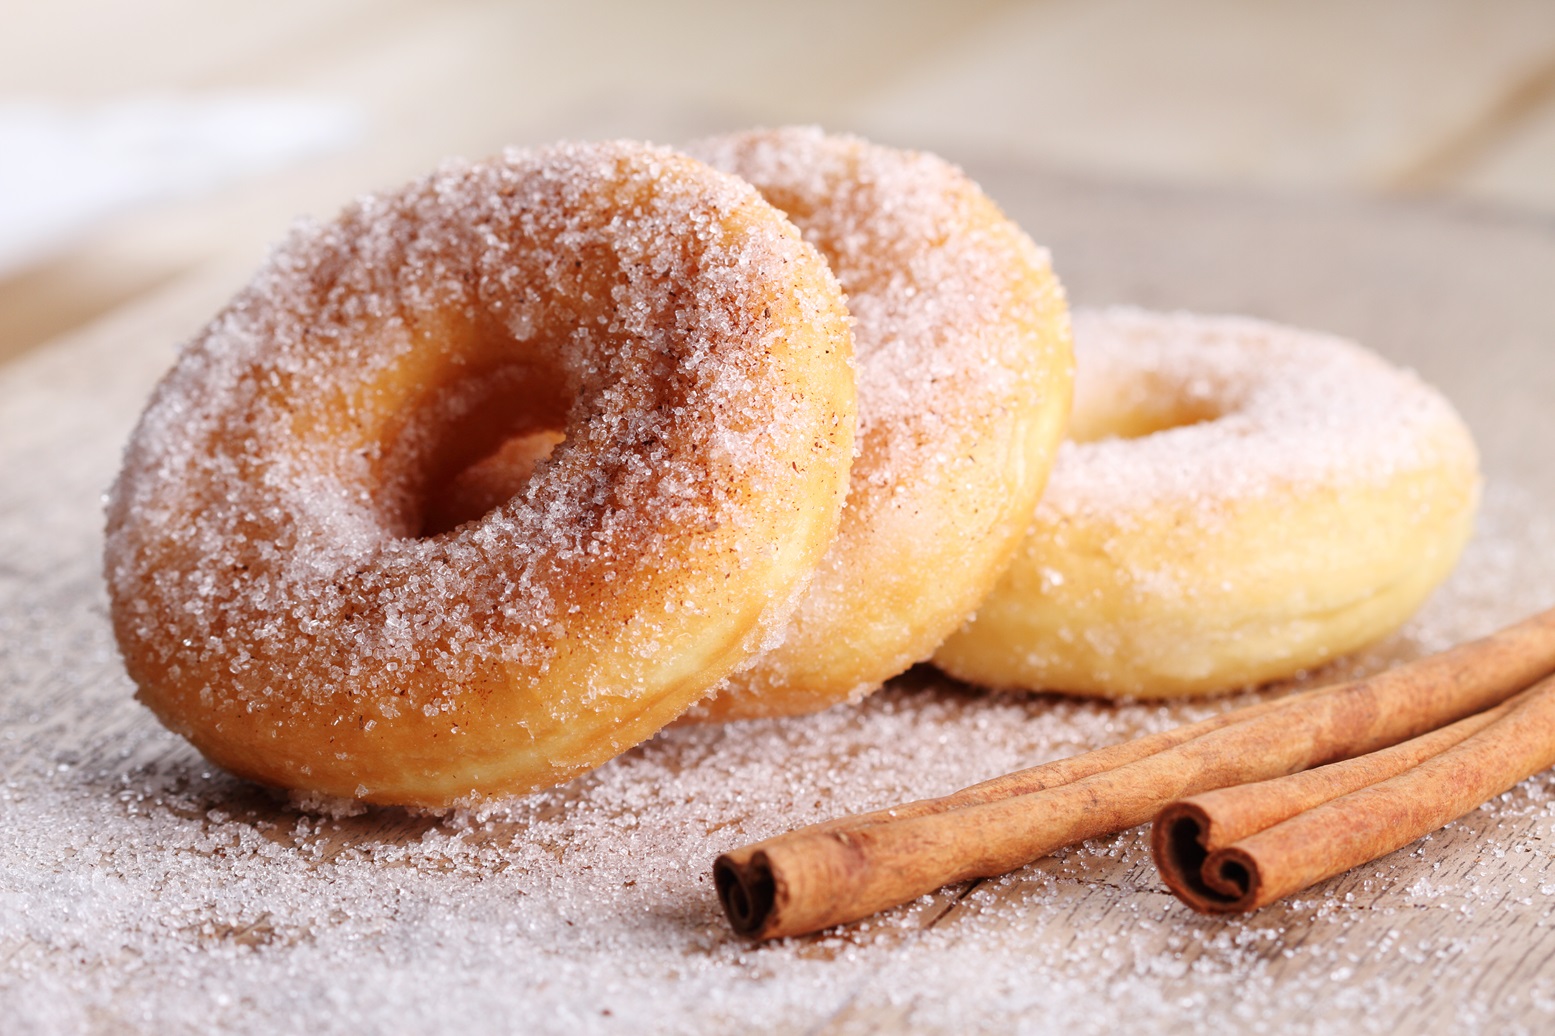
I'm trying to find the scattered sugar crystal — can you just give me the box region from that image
[4,140,1555,1033]
[7,489,1555,1033]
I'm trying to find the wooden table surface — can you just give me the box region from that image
[5,3,1555,1034]
[5,0,1555,366]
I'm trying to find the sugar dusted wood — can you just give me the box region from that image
[1157,674,1555,913]
[716,607,1555,939]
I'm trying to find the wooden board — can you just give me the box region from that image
[2,165,1554,1034]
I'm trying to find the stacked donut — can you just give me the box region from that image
[105,129,1478,808]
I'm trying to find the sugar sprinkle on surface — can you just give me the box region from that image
[6,146,1555,1034]
[4,475,1553,1033]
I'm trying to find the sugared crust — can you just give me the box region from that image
[685,127,1074,719]
[934,308,1482,698]
[105,142,856,805]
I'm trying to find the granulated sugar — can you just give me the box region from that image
[5,437,1555,1036]
[6,168,1555,1032]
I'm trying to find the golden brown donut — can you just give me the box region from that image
[934,307,1481,698]
[105,142,856,806]
[683,128,1074,719]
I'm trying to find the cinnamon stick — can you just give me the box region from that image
[1153,702,1508,902]
[1154,674,1555,913]
[715,607,1555,940]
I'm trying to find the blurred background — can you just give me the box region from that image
[3,0,1553,367]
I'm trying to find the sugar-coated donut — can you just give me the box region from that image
[105,142,857,807]
[934,308,1480,699]
[682,128,1074,720]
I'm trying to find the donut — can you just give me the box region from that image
[934,307,1480,699]
[681,127,1074,720]
[104,142,857,807]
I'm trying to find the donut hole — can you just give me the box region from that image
[399,356,573,539]
[1066,353,1238,444]
[420,429,567,536]
[357,345,575,540]
[1068,398,1220,443]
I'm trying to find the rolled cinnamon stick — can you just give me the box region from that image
[1154,701,1508,905]
[1154,674,1555,913]
[1163,693,1511,902]
[715,606,1555,940]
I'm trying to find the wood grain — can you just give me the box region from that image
[5,1,1555,369]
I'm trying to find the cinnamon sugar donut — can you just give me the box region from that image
[683,128,1073,719]
[934,308,1481,699]
[105,142,856,806]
